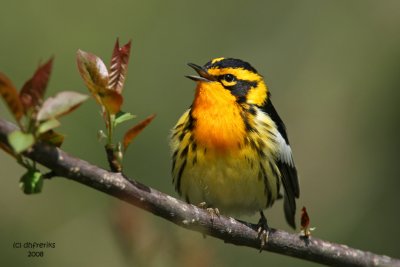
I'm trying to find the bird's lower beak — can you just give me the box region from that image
[186,63,216,82]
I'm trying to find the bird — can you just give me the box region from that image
[170,57,300,235]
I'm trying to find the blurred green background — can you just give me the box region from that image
[1,0,400,266]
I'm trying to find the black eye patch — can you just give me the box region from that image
[222,79,258,101]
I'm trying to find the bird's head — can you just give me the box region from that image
[186,57,268,106]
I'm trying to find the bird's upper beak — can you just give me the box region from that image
[186,63,217,82]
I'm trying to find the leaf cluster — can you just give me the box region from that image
[0,38,156,193]
[77,39,155,172]
[0,58,88,193]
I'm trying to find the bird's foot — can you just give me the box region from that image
[257,211,270,252]
[198,202,220,221]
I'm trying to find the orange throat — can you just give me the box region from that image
[191,82,246,154]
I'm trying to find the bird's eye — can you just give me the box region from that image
[224,74,236,82]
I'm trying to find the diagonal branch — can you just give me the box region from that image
[0,118,398,267]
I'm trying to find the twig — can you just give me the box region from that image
[0,118,398,267]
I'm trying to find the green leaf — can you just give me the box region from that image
[37,91,89,121]
[114,111,135,127]
[8,130,35,153]
[19,169,43,194]
[37,118,60,134]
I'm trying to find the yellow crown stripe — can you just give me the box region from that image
[211,57,225,64]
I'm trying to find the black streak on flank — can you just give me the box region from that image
[248,105,257,115]
[242,138,249,150]
[260,163,272,206]
[269,161,281,195]
[180,145,189,159]
[191,141,197,152]
[176,159,187,195]
[178,132,185,142]
[242,113,253,132]
[249,139,257,150]
[258,169,263,181]
[186,110,196,131]
[192,154,197,165]
[188,141,198,165]
[172,150,178,176]
[266,129,277,139]
[174,123,183,130]
[258,148,266,159]
[172,150,178,161]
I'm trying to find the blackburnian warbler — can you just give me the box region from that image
[170,57,299,231]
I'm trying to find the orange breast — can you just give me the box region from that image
[191,81,246,154]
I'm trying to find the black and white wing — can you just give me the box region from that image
[261,98,300,229]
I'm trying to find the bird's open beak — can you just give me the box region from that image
[185,63,216,82]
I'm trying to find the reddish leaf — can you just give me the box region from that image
[37,91,89,121]
[20,57,53,111]
[76,49,109,100]
[77,50,122,114]
[301,206,313,237]
[98,88,123,114]
[39,130,64,147]
[123,114,156,151]
[0,73,24,121]
[108,38,131,93]
[301,206,310,230]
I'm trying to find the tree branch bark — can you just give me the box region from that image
[0,118,398,267]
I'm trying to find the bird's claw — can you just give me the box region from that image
[198,202,220,221]
[257,211,270,252]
